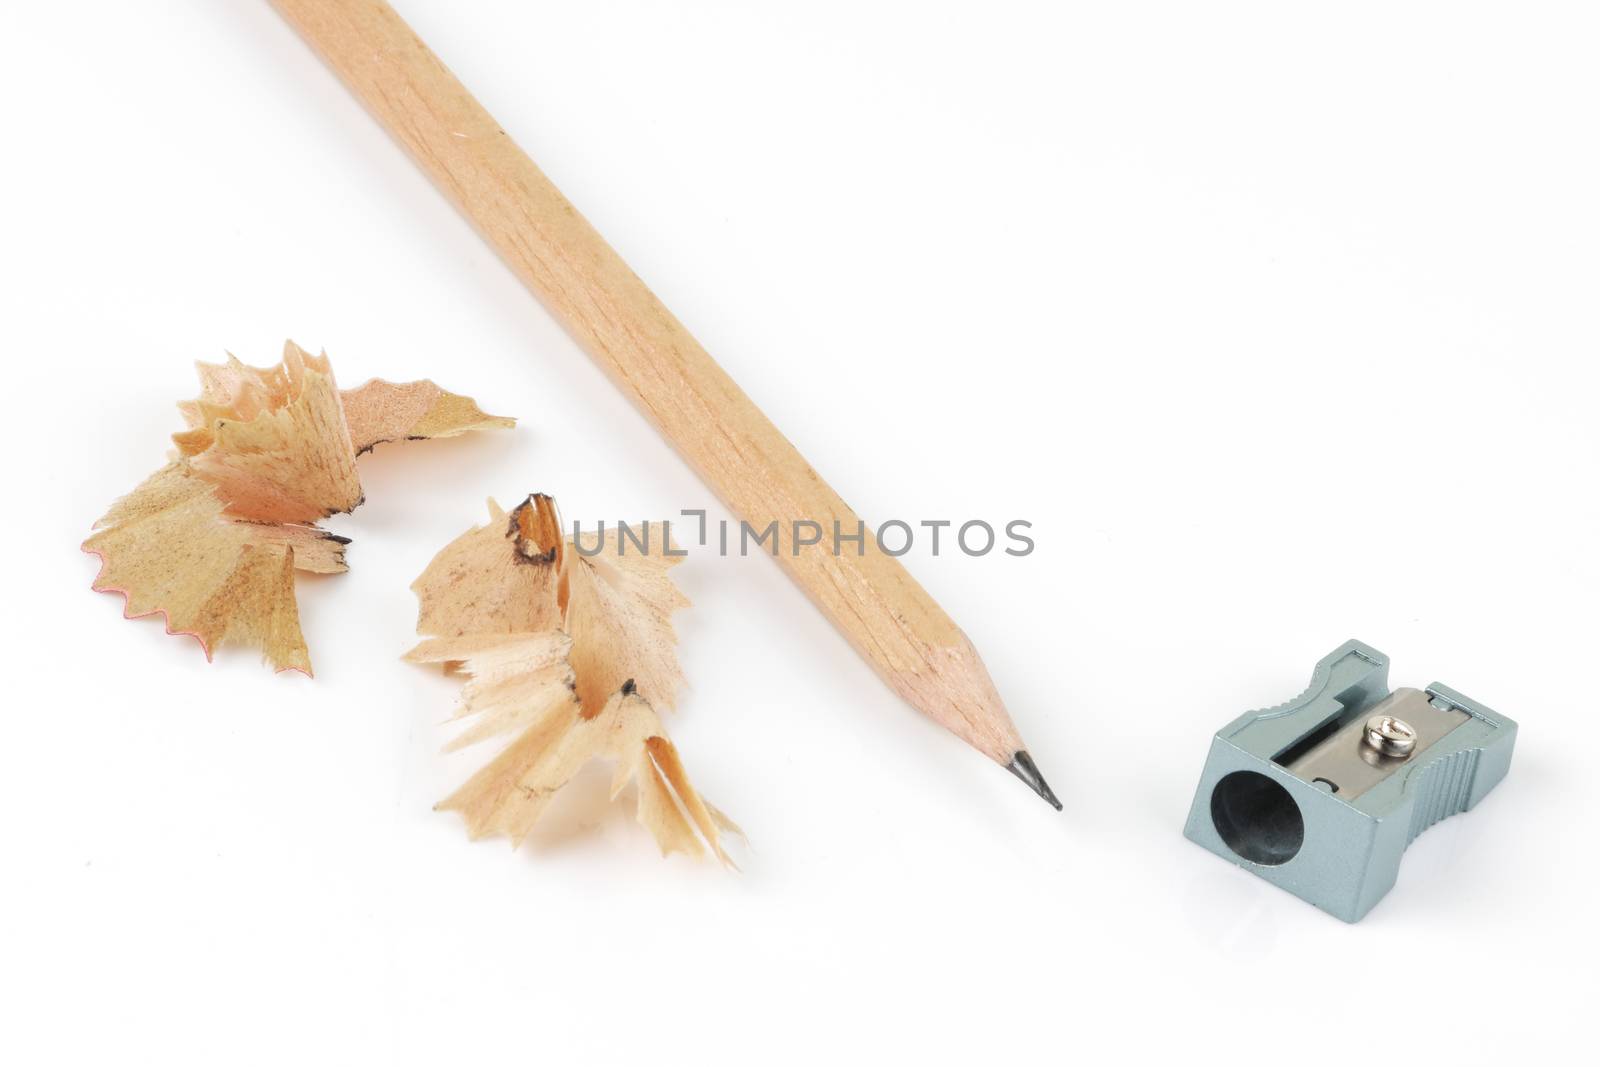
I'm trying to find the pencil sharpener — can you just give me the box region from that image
[1182,639,1516,922]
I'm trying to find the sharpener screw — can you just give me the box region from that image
[1363,714,1418,758]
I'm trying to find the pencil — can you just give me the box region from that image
[270,0,1061,809]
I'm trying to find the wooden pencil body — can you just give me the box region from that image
[271,0,1026,764]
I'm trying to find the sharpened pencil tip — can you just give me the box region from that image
[1006,751,1062,810]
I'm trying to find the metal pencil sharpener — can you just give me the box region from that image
[1183,640,1517,922]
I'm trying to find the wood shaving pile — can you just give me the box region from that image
[407,494,738,864]
[84,341,512,673]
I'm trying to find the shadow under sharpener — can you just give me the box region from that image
[1182,639,1517,922]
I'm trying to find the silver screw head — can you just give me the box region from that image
[1364,714,1418,758]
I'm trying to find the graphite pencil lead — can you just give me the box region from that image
[1006,750,1063,811]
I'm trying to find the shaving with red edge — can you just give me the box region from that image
[84,341,513,674]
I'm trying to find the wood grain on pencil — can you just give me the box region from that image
[271,0,1053,795]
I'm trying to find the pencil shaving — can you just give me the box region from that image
[84,342,513,674]
[408,495,737,863]
[83,463,325,673]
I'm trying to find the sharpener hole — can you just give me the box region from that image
[1210,771,1304,866]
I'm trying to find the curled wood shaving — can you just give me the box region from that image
[84,343,512,674]
[177,342,361,524]
[407,495,737,863]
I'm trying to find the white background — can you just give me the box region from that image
[3,2,1596,1063]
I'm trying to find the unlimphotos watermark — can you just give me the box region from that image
[568,510,1034,558]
